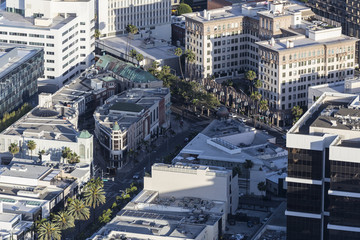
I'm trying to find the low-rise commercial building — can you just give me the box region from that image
[0,212,32,240]
[94,88,170,169]
[0,99,94,167]
[89,163,235,240]
[174,119,287,196]
[0,45,43,117]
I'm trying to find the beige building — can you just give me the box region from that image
[183,4,264,79]
[257,7,357,125]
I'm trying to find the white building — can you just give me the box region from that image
[174,119,288,196]
[97,0,172,41]
[0,100,94,168]
[0,212,32,240]
[89,163,233,240]
[0,0,96,86]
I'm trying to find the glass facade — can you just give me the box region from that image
[329,195,360,228]
[288,148,323,180]
[0,49,43,117]
[287,216,322,240]
[287,182,322,213]
[330,160,360,193]
[329,229,360,240]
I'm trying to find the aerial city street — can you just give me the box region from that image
[0,0,358,239]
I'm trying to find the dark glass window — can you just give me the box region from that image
[288,148,323,180]
[287,216,321,240]
[329,229,360,240]
[330,161,360,193]
[287,182,322,213]
[329,196,360,228]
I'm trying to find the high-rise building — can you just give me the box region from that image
[286,92,360,240]
[307,0,360,64]
[0,45,43,117]
[0,0,95,86]
[97,0,172,41]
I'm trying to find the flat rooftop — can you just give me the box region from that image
[0,9,75,30]
[2,106,79,142]
[103,37,178,61]
[183,5,244,22]
[257,34,356,51]
[0,163,51,180]
[0,46,42,80]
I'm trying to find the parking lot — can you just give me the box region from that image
[225,209,270,239]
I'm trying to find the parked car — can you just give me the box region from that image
[132,174,140,180]
[247,221,254,228]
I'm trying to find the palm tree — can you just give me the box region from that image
[8,142,19,158]
[243,159,253,195]
[253,79,262,89]
[245,70,256,93]
[52,211,74,230]
[27,140,36,160]
[67,152,80,164]
[174,48,184,79]
[135,53,144,66]
[259,100,269,123]
[292,105,303,124]
[126,24,138,60]
[83,181,106,223]
[61,147,71,164]
[67,198,90,221]
[129,49,137,62]
[250,91,262,125]
[37,221,61,240]
[185,49,195,80]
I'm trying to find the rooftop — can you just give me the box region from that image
[0,8,76,30]
[102,36,179,61]
[176,120,287,170]
[1,106,80,142]
[96,55,161,83]
[0,46,42,80]
[90,189,225,240]
[0,163,51,180]
[94,88,169,134]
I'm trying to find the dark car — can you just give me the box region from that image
[247,221,254,228]
[228,218,236,225]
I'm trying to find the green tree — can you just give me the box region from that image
[135,53,144,66]
[83,181,106,223]
[61,147,71,164]
[129,49,137,62]
[245,70,256,93]
[52,211,75,230]
[250,91,262,114]
[8,142,19,158]
[67,152,80,164]
[243,160,253,195]
[37,221,61,240]
[174,48,184,79]
[27,140,36,160]
[98,209,112,224]
[257,181,267,195]
[148,61,160,76]
[253,79,262,89]
[126,24,138,60]
[177,3,192,15]
[94,29,101,39]
[292,105,303,124]
[185,49,196,79]
[67,198,90,221]
[259,100,269,114]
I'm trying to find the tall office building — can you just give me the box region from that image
[286,92,360,240]
[307,0,360,63]
[97,0,172,41]
[0,0,95,86]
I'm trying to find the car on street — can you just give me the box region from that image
[132,174,140,180]
[247,221,254,228]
